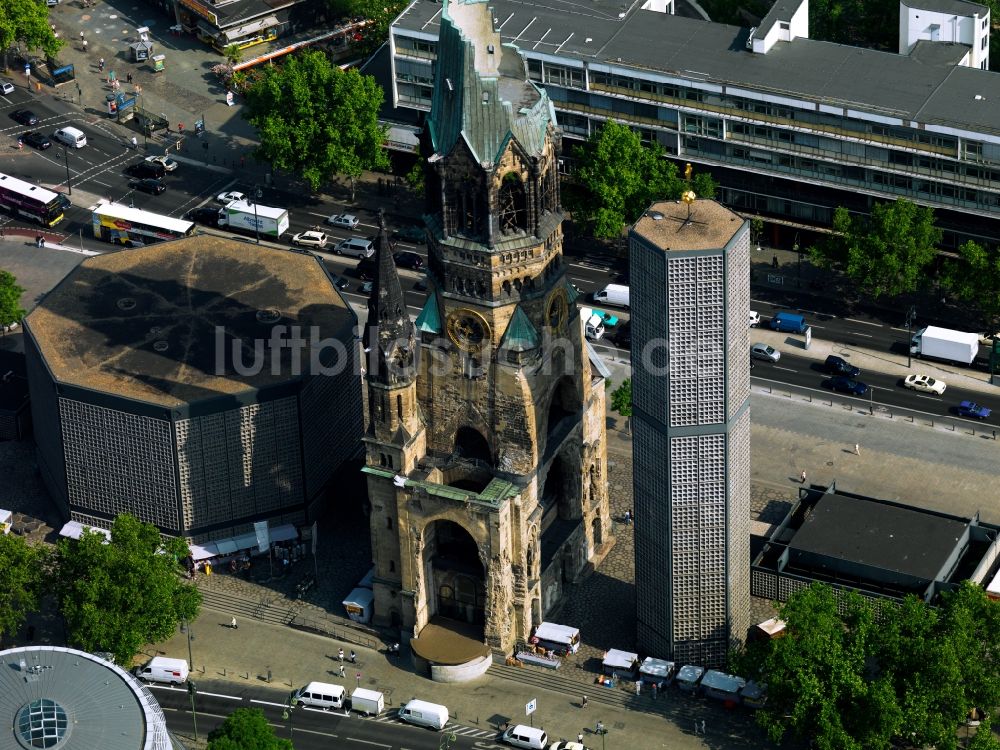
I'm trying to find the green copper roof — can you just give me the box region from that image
[415,290,442,333]
[500,305,539,352]
[564,279,581,304]
[361,466,516,509]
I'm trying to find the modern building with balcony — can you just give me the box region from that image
[388,0,999,248]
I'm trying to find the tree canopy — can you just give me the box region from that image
[0,269,25,330]
[941,240,1000,328]
[207,708,293,750]
[810,200,941,299]
[0,0,62,60]
[610,378,632,417]
[736,581,1000,750]
[242,50,389,193]
[54,514,201,666]
[564,120,715,239]
[0,534,49,646]
[326,0,407,56]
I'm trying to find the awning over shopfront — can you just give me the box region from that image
[59,521,111,541]
[221,16,278,44]
[190,523,297,560]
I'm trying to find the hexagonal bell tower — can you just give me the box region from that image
[363,0,612,675]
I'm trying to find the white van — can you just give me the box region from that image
[501,724,548,749]
[592,283,629,309]
[532,621,581,655]
[350,687,384,716]
[295,681,346,709]
[134,656,189,684]
[53,127,87,149]
[334,237,374,258]
[398,698,448,730]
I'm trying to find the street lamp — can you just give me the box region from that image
[282,695,298,740]
[186,680,199,740]
[62,147,72,196]
[905,305,917,368]
[252,186,262,243]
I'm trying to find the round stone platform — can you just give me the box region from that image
[410,617,492,682]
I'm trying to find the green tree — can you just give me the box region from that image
[610,378,632,417]
[223,43,242,65]
[968,716,1000,750]
[0,534,49,646]
[326,0,407,56]
[812,200,941,299]
[0,269,25,332]
[404,158,425,195]
[207,708,293,750]
[54,514,201,666]
[0,0,62,63]
[242,50,389,197]
[942,240,1000,327]
[566,121,706,239]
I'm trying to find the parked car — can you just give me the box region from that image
[10,109,38,125]
[291,230,328,249]
[130,178,166,195]
[217,190,246,203]
[186,207,220,226]
[145,154,179,172]
[22,131,51,150]
[824,355,861,377]
[393,250,424,270]
[327,213,359,229]
[902,374,946,395]
[957,400,991,419]
[549,743,588,750]
[331,275,350,291]
[393,225,425,243]
[827,376,869,396]
[0,81,14,96]
[750,343,780,362]
[748,310,760,328]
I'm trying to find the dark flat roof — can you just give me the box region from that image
[788,492,967,581]
[901,0,988,16]
[394,0,1000,137]
[26,236,354,408]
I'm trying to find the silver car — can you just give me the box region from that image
[327,213,359,229]
[750,343,781,362]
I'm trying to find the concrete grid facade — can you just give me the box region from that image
[632,200,751,667]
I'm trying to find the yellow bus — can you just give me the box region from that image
[91,201,195,246]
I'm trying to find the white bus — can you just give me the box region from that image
[0,172,66,226]
[91,201,195,246]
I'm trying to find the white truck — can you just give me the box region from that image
[217,200,290,238]
[580,308,605,340]
[593,283,630,308]
[910,326,979,366]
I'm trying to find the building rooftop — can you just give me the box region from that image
[26,236,355,408]
[181,0,296,29]
[631,199,745,252]
[394,0,1000,138]
[900,0,988,16]
[0,646,170,750]
[788,492,968,581]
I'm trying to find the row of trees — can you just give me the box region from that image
[0,514,201,666]
[734,581,1000,750]
[1,0,62,66]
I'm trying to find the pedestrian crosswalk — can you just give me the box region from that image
[363,710,497,738]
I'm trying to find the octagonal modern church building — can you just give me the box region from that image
[362,0,613,673]
[24,236,362,541]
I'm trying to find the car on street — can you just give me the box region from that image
[393,250,423,270]
[824,355,861,377]
[10,109,38,125]
[360,280,374,295]
[291,230,328,249]
[130,178,166,195]
[393,225,425,243]
[826,376,869,396]
[750,343,781,362]
[217,190,246,203]
[957,400,991,419]
[21,131,51,150]
[549,743,589,750]
[331,275,350,291]
[145,155,179,172]
[0,81,14,96]
[589,308,619,327]
[749,310,760,328]
[413,278,428,292]
[327,213,359,229]
[902,373,946,395]
[186,206,220,226]
[126,161,166,179]
[613,320,631,349]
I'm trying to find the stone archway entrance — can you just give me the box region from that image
[425,520,486,633]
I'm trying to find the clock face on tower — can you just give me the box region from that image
[446,308,491,351]
[546,287,569,332]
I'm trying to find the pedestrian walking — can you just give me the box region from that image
[800,470,807,484]
[596,720,604,735]
[700,719,706,734]
[652,682,658,700]
[38,236,44,248]
[338,648,344,661]
[350,650,357,663]
[82,39,87,51]
[581,695,588,709]
[79,30,85,41]
[17,138,23,150]
[98,57,104,72]
[230,616,237,629]
[338,665,345,677]
[35,234,41,248]
[130,136,137,150]
[577,734,584,744]
[635,679,641,696]
[854,443,861,456]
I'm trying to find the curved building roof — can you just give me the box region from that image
[26,235,356,408]
[0,646,171,750]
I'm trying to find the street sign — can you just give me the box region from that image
[525,698,536,715]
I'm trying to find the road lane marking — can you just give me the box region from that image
[844,318,882,327]
[342,739,390,748]
[772,366,796,372]
[250,699,289,707]
[847,332,872,337]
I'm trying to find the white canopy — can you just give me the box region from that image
[602,648,638,671]
[189,523,298,560]
[59,521,111,541]
[639,656,675,679]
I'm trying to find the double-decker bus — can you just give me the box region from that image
[91,201,195,246]
[0,172,66,226]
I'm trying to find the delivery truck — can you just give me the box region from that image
[910,326,979,366]
[217,200,290,238]
[579,308,605,340]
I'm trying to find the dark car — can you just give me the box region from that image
[957,400,991,420]
[356,257,377,281]
[130,178,166,195]
[824,355,860,377]
[614,320,631,349]
[827,376,869,396]
[186,206,220,226]
[11,109,38,126]
[393,250,424,270]
[126,161,166,179]
[332,275,350,291]
[22,131,51,150]
[393,225,426,244]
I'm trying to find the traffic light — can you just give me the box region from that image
[187,680,197,696]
